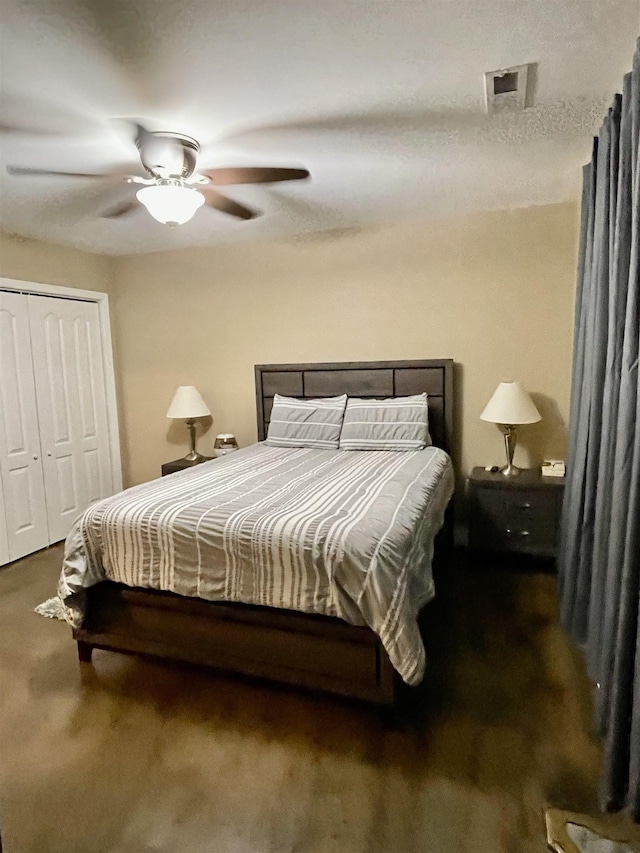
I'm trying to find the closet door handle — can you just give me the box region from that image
[32,454,39,460]
[47,452,52,457]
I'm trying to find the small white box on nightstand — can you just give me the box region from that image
[542,460,565,478]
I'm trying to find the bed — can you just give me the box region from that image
[65,360,454,709]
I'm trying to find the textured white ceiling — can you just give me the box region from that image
[0,0,637,255]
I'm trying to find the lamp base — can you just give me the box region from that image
[501,463,521,477]
[183,450,207,463]
[501,425,519,477]
[183,418,206,463]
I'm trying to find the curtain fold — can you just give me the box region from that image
[558,37,640,821]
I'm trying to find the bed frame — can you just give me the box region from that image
[74,360,454,710]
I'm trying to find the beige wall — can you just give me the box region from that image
[0,231,112,293]
[112,201,578,488]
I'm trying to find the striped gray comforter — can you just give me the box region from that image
[59,443,454,685]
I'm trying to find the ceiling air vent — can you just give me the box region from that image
[484,63,534,115]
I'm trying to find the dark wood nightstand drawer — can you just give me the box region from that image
[470,506,558,555]
[472,489,508,549]
[504,489,556,526]
[475,488,507,517]
[496,516,556,554]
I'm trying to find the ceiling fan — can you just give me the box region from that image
[5,123,310,226]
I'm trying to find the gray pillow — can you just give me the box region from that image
[265,394,347,449]
[339,393,431,451]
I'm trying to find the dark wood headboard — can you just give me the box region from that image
[255,360,454,455]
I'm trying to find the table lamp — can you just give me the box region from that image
[166,386,211,462]
[480,381,541,477]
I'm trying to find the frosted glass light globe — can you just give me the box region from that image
[136,184,205,226]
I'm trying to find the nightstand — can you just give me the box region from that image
[161,456,214,476]
[468,467,564,559]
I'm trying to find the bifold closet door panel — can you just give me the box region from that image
[0,291,49,564]
[27,295,114,543]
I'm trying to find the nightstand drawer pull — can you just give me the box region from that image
[506,529,530,538]
[517,502,532,510]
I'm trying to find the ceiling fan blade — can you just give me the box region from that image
[0,93,96,138]
[224,109,493,144]
[0,121,63,136]
[101,199,140,219]
[6,165,124,179]
[202,189,259,220]
[201,167,310,186]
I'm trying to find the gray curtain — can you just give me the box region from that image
[559,37,640,820]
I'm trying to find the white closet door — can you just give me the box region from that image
[28,295,113,543]
[0,291,49,563]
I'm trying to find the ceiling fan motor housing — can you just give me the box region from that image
[136,132,200,179]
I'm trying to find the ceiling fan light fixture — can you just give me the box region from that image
[136,183,204,226]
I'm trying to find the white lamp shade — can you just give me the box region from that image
[136,184,205,226]
[166,386,211,419]
[480,381,541,425]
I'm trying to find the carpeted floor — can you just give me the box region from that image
[1,545,639,853]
